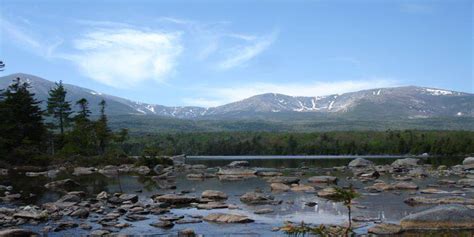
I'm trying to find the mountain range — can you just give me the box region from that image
[0,73,473,132]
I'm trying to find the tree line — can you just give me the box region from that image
[126,130,474,156]
[0,77,128,165]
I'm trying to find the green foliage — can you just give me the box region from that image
[124,130,474,156]
[46,81,72,137]
[0,78,46,164]
[331,185,359,236]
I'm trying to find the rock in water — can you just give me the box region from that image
[400,205,474,230]
[44,179,79,190]
[154,194,198,205]
[462,157,474,170]
[0,229,39,237]
[348,158,374,168]
[307,176,337,184]
[265,176,300,185]
[201,190,228,200]
[391,158,422,168]
[203,213,254,223]
[227,161,250,168]
[240,192,274,205]
[270,183,290,192]
[368,223,402,235]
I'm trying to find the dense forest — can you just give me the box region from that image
[0,75,473,167]
[125,130,474,156]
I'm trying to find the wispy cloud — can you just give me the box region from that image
[62,28,183,88]
[217,30,278,70]
[400,3,434,14]
[0,17,60,58]
[183,78,399,107]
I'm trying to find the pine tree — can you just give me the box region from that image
[47,81,72,137]
[0,78,46,162]
[96,99,111,154]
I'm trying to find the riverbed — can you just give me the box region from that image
[0,156,472,236]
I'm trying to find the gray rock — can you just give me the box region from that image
[119,194,139,203]
[44,179,79,191]
[217,168,256,176]
[155,194,198,205]
[96,191,108,200]
[153,164,164,174]
[391,158,422,168]
[457,179,474,187]
[463,157,474,166]
[265,176,300,185]
[240,192,274,205]
[56,194,81,203]
[0,228,39,237]
[179,228,196,237]
[270,183,290,192]
[254,208,273,214]
[90,230,110,236]
[227,161,250,168]
[203,213,254,223]
[400,205,474,229]
[368,223,402,235]
[348,158,374,168]
[404,196,474,205]
[150,221,174,228]
[307,176,337,184]
[201,190,228,200]
[72,167,96,176]
[196,202,228,210]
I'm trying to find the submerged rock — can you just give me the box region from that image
[266,176,300,185]
[257,171,283,177]
[400,205,474,230]
[150,221,174,228]
[203,213,254,223]
[44,179,79,191]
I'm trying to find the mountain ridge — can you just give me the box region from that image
[0,73,472,120]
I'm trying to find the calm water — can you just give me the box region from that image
[0,156,471,236]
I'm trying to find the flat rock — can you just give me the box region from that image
[270,183,290,192]
[44,179,79,190]
[240,192,274,205]
[317,187,337,198]
[254,208,273,214]
[257,171,283,177]
[196,202,228,210]
[400,204,474,229]
[201,190,228,200]
[368,223,402,235]
[119,194,139,203]
[404,196,474,205]
[266,176,300,185]
[457,179,474,187]
[290,184,315,192]
[155,194,198,205]
[307,176,337,184]
[217,168,256,176]
[227,161,250,168]
[73,167,96,176]
[150,221,174,228]
[0,229,39,237]
[203,213,254,223]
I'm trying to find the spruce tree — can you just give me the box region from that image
[47,81,72,137]
[96,99,111,154]
[0,78,46,162]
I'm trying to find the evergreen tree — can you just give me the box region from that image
[96,99,111,154]
[47,81,72,137]
[0,78,46,162]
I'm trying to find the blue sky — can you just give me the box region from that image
[0,0,472,107]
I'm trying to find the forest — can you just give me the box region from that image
[0,76,473,167]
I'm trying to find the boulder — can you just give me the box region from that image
[270,183,290,192]
[201,190,228,200]
[307,176,337,184]
[256,171,283,177]
[133,166,150,175]
[73,167,96,176]
[70,208,89,218]
[227,161,250,168]
[119,194,139,203]
[290,184,315,192]
[404,196,474,205]
[196,202,228,210]
[463,157,474,166]
[368,223,402,235]
[457,179,474,187]
[44,179,79,190]
[155,194,198,205]
[240,192,274,205]
[96,191,108,200]
[178,228,196,237]
[391,158,422,168]
[392,181,418,190]
[0,229,39,237]
[203,213,254,223]
[400,205,474,229]
[217,168,256,176]
[348,158,374,168]
[150,221,175,228]
[90,230,111,236]
[265,176,300,185]
[13,209,48,220]
[317,187,337,198]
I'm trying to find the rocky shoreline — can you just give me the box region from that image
[0,156,473,236]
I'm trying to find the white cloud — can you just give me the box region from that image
[217,30,278,70]
[185,78,399,107]
[64,28,183,88]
